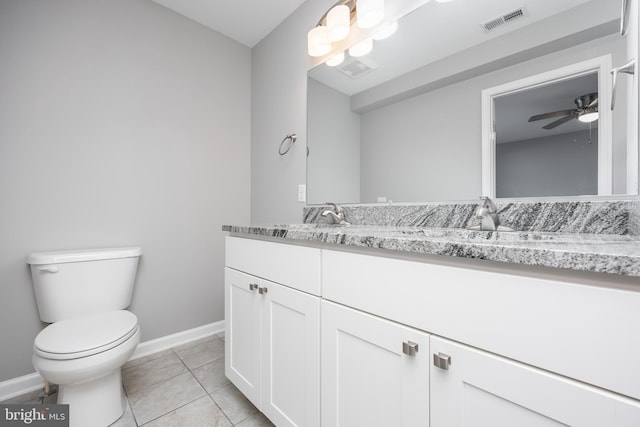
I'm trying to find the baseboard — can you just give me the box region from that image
[0,320,225,402]
[0,372,44,402]
[130,320,224,360]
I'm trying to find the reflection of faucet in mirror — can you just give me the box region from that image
[321,202,351,226]
[476,196,501,231]
[469,197,514,232]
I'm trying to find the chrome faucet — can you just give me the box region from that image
[321,202,351,225]
[475,196,501,231]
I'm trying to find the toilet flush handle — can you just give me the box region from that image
[38,266,59,273]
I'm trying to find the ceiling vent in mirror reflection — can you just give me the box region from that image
[336,57,378,79]
[482,6,528,33]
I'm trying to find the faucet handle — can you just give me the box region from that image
[478,196,497,214]
[325,202,344,213]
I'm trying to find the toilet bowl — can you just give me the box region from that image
[33,311,140,427]
[27,247,142,427]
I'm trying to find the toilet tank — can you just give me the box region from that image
[27,247,142,323]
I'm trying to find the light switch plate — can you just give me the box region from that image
[297,184,306,203]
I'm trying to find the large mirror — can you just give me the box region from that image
[306,0,638,204]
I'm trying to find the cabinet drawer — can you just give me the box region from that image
[226,236,321,295]
[322,249,640,400]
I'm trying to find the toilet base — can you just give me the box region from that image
[57,369,125,427]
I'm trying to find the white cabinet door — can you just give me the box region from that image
[261,280,320,427]
[430,336,640,427]
[225,267,321,426]
[225,268,262,407]
[321,300,430,427]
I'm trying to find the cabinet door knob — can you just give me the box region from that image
[249,283,258,291]
[258,286,268,294]
[433,352,452,370]
[402,341,419,357]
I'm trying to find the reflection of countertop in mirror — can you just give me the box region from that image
[222,224,640,277]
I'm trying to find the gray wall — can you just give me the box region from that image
[496,131,598,198]
[307,78,360,204]
[0,0,251,381]
[251,0,335,223]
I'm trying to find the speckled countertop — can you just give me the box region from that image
[223,224,640,276]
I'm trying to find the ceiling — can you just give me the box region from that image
[151,0,308,47]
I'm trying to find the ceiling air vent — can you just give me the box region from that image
[481,6,528,33]
[336,57,378,79]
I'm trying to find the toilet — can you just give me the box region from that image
[27,247,142,427]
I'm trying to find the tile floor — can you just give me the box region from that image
[2,332,275,427]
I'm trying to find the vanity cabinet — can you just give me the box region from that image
[225,237,321,427]
[225,236,640,426]
[321,300,430,427]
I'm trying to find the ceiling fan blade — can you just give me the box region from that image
[528,109,575,122]
[542,114,575,129]
[587,97,598,108]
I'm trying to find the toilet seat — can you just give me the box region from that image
[34,310,139,360]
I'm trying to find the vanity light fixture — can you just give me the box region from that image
[372,21,398,40]
[307,0,385,58]
[326,51,346,67]
[349,37,373,57]
[356,0,385,29]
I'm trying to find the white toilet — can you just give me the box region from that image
[27,247,142,427]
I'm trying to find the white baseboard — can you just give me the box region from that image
[0,321,225,402]
[0,372,44,402]
[130,320,224,361]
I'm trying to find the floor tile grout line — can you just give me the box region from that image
[205,393,236,426]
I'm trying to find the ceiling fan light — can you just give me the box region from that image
[372,21,398,40]
[349,37,373,57]
[578,111,598,123]
[326,51,345,67]
[327,5,351,42]
[308,26,331,57]
[357,0,385,29]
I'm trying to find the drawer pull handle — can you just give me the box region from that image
[402,341,419,357]
[249,283,258,291]
[258,286,268,295]
[433,352,452,370]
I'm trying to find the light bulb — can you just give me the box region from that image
[372,21,398,40]
[578,112,598,123]
[357,0,385,29]
[349,37,373,57]
[326,52,345,67]
[308,26,331,57]
[327,5,350,42]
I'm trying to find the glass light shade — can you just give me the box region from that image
[308,26,331,57]
[372,21,398,40]
[327,5,351,42]
[326,52,345,67]
[578,111,599,123]
[349,37,373,57]
[357,0,385,29]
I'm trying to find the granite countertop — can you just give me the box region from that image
[223,224,640,276]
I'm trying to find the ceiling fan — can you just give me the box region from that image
[528,92,599,129]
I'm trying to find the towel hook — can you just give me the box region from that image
[279,133,297,155]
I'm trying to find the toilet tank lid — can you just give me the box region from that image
[27,247,142,265]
